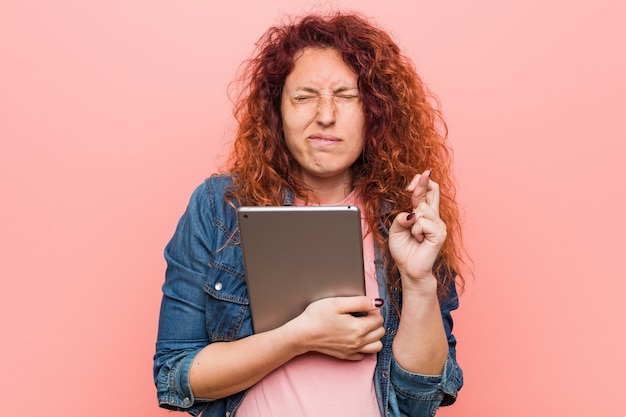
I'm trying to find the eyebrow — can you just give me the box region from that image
[291,86,359,94]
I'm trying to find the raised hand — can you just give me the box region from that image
[388,169,447,284]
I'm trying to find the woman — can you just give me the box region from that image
[154,12,465,417]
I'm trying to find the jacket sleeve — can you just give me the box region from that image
[389,277,464,416]
[153,183,214,416]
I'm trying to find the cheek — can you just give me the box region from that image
[349,109,366,143]
[282,109,312,138]
[281,116,296,145]
[281,113,302,153]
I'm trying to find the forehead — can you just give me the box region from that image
[284,47,358,90]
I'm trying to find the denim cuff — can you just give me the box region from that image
[390,353,462,406]
[157,347,205,414]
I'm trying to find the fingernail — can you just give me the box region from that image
[406,212,415,221]
[374,298,384,308]
[428,168,433,177]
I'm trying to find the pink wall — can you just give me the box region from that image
[1,1,624,416]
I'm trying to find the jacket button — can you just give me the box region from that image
[183,397,191,405]
[215,282,223,291]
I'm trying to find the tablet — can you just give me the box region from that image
[237,205,365,333]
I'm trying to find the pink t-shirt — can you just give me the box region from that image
[236,191,381,416]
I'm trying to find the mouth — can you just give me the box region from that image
[308,134,341,145]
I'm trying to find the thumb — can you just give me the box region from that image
[389,210,415,235]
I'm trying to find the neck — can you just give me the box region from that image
[301,174,354,205]
[314,184,353,205]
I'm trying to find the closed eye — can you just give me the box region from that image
[288,90,360,105]
[292,95,316,103]
[335,94,359,102]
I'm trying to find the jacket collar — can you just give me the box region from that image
[283,187,295,206]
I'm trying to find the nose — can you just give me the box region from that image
[316,94,336,126]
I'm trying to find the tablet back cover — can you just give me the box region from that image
[237,205,365,333]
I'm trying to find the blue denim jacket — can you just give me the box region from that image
[154,174,463,417]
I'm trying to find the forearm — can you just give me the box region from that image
[189,295,384,399]
[190,323,303,399]
[392,275,449,375]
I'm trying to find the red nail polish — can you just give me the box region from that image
[374,298,384,308]
[406,213,415,221]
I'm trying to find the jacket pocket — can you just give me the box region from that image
[203,268,251,342]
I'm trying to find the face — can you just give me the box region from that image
[281,47,365,192]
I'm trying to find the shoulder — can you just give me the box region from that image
[205,173,235,191]
[192,174,234,200]
[193,174,239,234]
[186,174,236,211]
[175,174,238,236]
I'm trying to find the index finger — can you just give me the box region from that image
[329,296,384,314]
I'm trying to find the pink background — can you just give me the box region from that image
[1,1,625,416]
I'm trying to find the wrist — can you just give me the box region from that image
[279,315,313,357]
[399,273,438,296]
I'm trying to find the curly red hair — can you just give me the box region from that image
[224,12,466,296]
